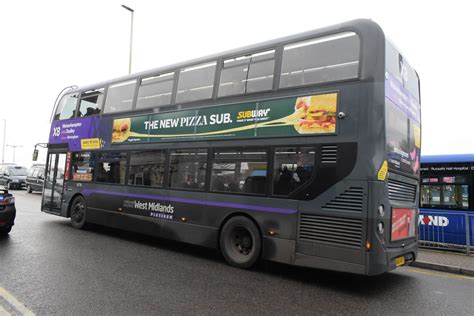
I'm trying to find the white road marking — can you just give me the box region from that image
[0,304,12,316]
[0,288,35,316]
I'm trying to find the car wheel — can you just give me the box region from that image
[27,185,32,193]
[70,196,88,229]
[0,225,12,237]
[220,216,262,269]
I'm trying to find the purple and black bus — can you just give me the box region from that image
[42,20,421,275]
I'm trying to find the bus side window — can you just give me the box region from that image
[169,149,207,190]
[210,149,267,195]
[280,32,360,88]
[273,147,315,196]
[128,150,165,187]
[96,152,127,184]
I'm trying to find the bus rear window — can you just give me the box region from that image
[280,32,360,88]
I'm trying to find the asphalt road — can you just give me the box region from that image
[1,190,473,315]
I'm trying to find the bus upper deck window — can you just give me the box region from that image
[280,32,360,88]
[79,88,104,117]
[104,80,137,114]
[55,93,79,120]
[176,62,216,103]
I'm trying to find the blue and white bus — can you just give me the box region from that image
[419,154,474,248]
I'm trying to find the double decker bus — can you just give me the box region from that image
[419,154,474,248]
[43,19,421,275]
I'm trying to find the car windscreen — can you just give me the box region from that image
[9,167,27,176]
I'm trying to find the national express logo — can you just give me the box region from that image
[418,215,449,227]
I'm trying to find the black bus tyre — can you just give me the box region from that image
[70,196,88,229]
[27,185,32,193]
[220,216,262,269]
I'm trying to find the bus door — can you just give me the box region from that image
[42,152,67,214]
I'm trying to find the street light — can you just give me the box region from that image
[121,4,134,74]
[6,144,22,164]
[1,119,5,164]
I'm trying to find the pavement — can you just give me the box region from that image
[412,248,474,276]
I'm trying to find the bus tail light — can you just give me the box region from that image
[366,240,371,251]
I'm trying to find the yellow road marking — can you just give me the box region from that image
[0,304,12,316]
[406,267,474,281]
[0,288,35,316]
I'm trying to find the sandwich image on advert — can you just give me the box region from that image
[112,118,131,143]
[293,93,337,134]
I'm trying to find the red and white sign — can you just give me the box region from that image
[391,208,416,241]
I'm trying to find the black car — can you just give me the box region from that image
[26,164,45,193]
[0,165,28,189]
[0,189,15,236]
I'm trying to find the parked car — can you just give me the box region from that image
[0,189,15,236]
[0,165,28,189]
[26,164,46,193]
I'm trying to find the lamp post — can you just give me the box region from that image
[6,144,22,164]
[1,119,5,164]
[121,4,134,74]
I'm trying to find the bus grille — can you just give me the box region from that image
[388,179,417,203]
[299,214,362,248]
[322,187,364,212]
[321,145,337,163]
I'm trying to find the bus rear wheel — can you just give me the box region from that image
[70,196,88,229]
[220,216,261,269]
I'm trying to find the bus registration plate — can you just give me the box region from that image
[395,256,405,267]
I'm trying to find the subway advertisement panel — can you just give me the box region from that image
[111,93,338,144]
[49,93,339,150]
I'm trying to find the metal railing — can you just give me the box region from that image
[418,211,473,256]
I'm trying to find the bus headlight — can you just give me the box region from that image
[378,205,385,217]
[377,222,385,234]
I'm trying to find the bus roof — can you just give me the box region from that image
[65,19,384,94]
[421,154,474,164]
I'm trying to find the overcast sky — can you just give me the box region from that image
[0,0,473,166]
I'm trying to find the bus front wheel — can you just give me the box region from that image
[70,196,88,229]
[220,216,261,269]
